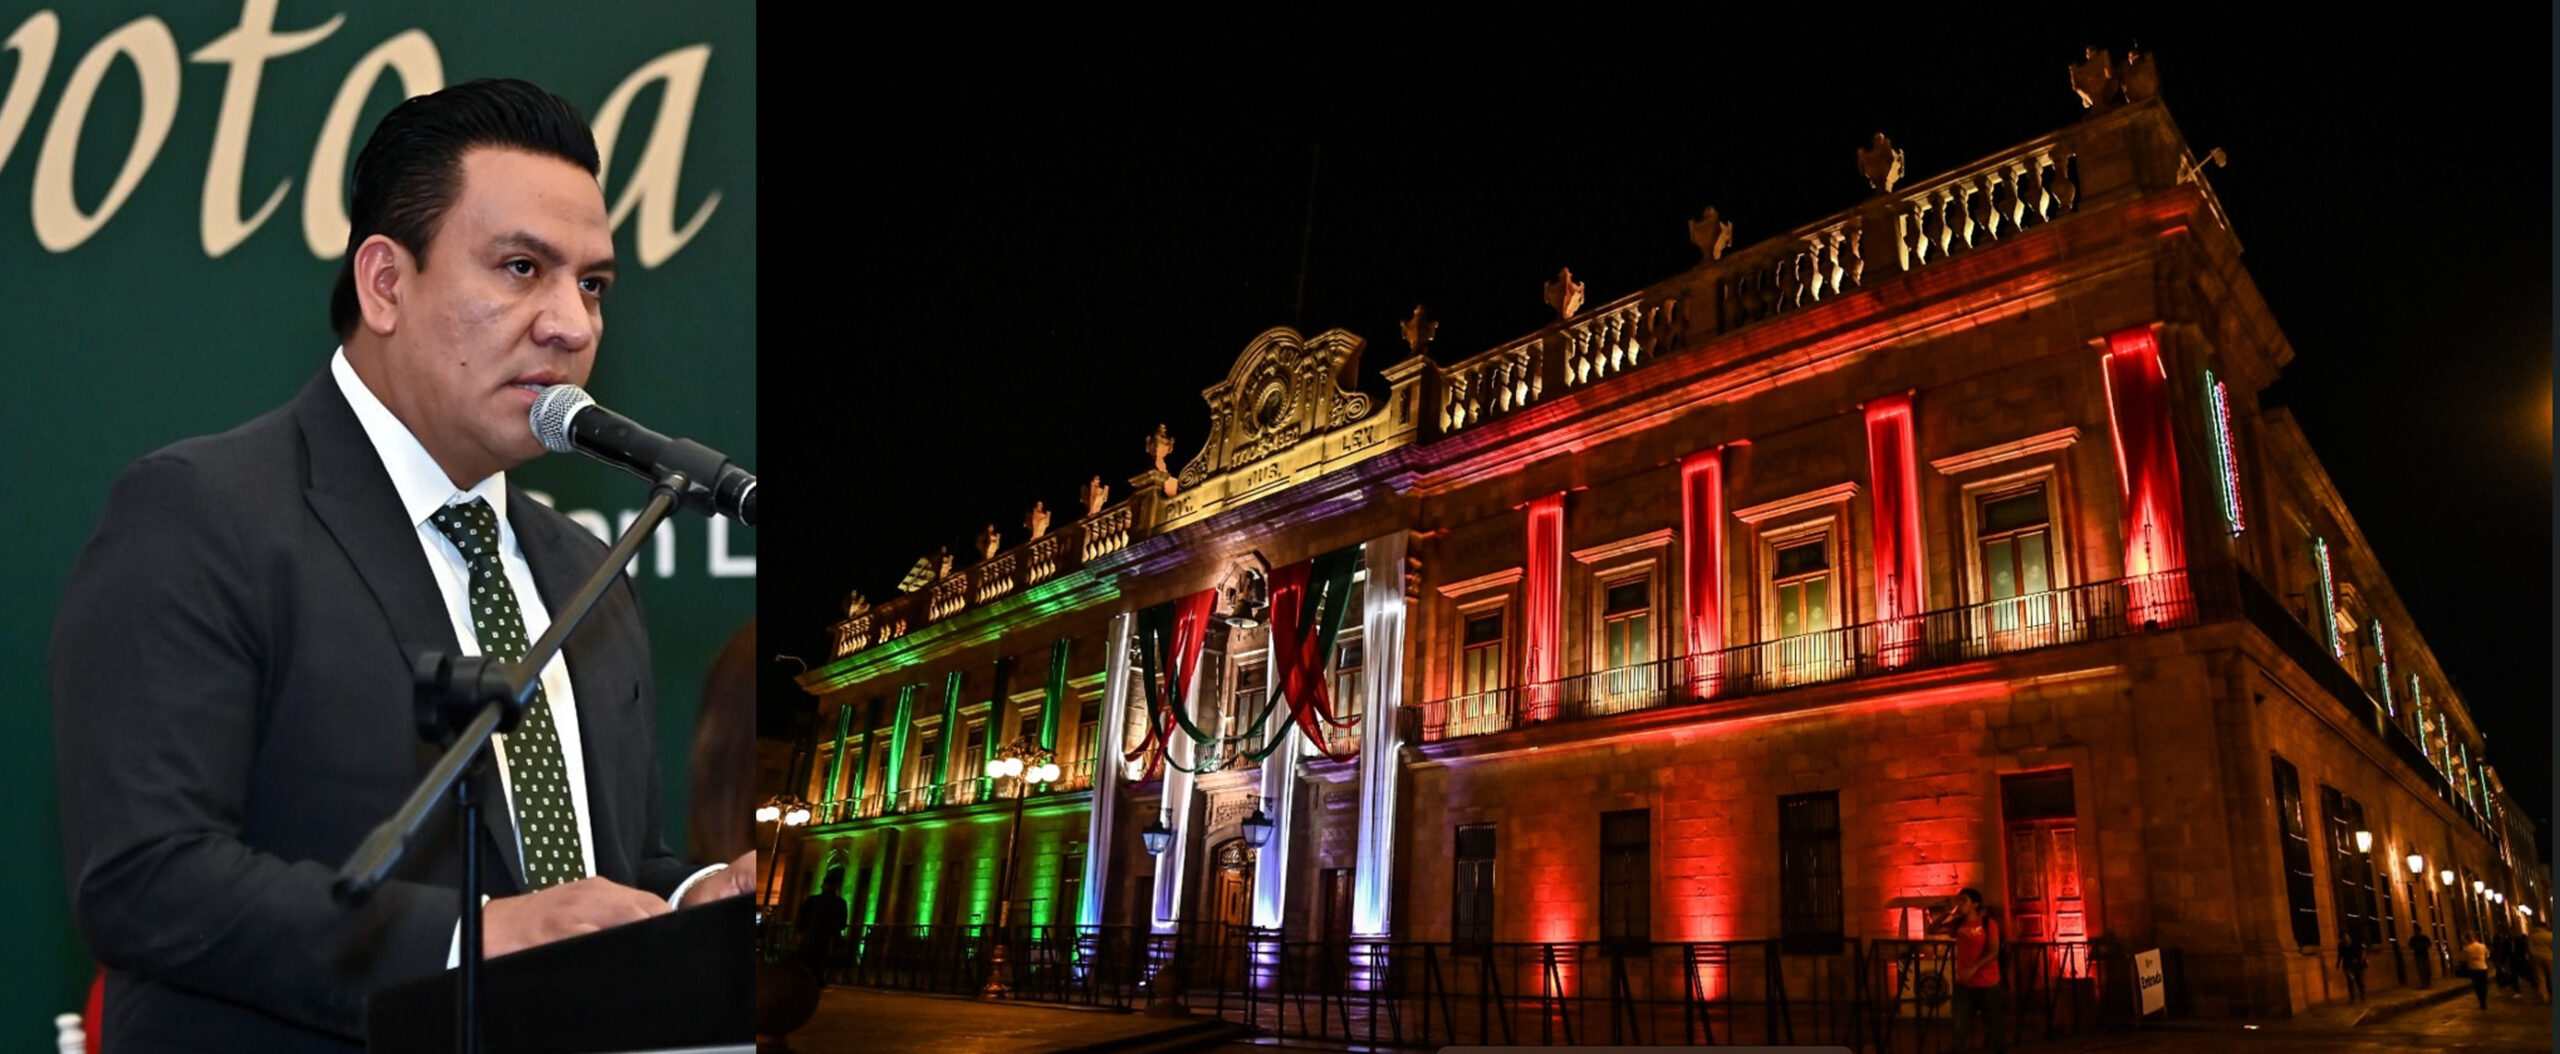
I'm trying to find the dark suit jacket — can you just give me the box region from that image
[52,370,698,1052]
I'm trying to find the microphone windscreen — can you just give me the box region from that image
[530,384,595,454]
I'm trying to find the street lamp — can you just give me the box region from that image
[2442,869,2456,886]
[1142,813,1174,856]
[982,734,1059,1001]
[2407,853,2426,876]
[2354,830,2373,853]
[757,793,812,927]
[2474,879,2487,895]
[1241,796,1275,850]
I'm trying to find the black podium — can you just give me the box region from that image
[366,895,752,1053]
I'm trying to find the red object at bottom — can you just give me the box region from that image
[85,965,104,1054]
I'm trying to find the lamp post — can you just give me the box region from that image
[982,734,1059,1000]
[757,794,812,951]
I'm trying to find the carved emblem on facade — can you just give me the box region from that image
[1543,267,1586,320]
[1688,206,1733,262]
[1169,327,1394,502]
[1858,134,1904,193]
[1079,475,1111,516]
[1024,502,1050,540]
[1400,305,1438,355]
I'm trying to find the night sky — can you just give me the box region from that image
[760,17,2551,847]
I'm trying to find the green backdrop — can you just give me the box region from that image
[0,2,754,1038]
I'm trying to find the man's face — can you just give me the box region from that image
[378,146,613,487]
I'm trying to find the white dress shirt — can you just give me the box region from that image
[329,351,722,965]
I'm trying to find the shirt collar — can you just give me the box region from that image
[331,347,510,530]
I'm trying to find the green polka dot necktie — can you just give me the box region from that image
[430,498,585,890]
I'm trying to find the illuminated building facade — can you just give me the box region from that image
[782,88,2532,1020]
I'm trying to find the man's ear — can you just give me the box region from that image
[352,235,414,336]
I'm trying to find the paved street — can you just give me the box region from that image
[777,984,2553,1054]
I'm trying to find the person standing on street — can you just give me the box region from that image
[2529,922,2553,1004]
[2461,935,2491,1009]
[1945,888,2005,1054]
[2410,929,2434,987]
[2337,932,2368,1003]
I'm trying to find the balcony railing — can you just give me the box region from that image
[810,758,1101,824]
[831,501,1140,658]
[1420,572,2225,742]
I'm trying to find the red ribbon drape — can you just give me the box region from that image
[1267,557,1361,760]
[1522,494,1566,722]
[2101,327,2188,627]
[1124,588,1217,780]
[1865,395,1923,667]
[1680,447,1726,696]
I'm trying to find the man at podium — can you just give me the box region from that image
[50,78,751,1053]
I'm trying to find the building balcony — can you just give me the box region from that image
[807,757,1099,826]
[1419,571,2224,742]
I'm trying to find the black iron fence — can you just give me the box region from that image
[773,922,2141,1049]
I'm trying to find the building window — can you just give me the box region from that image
[1461,611,1506,695]
[1075,697,1099,776]
[1602,578,1652,669]
[1977,486,2053,603]
[2319,786,2379,944]
[1059,841,1086,931]
[2312,538,2343,659]
[804,741,836,803]
[1778,792,1844,952]
[957,722,987,804]
[1772,536,1834,638]
[914,727,942,803]
[1232,659,1270,759]
[1453,824,1496,953]
[1599,809,1651,952]
[1322,635,1365,756]
[2271,754,2323,947]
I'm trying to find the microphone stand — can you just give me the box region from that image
[333,471,691,1054]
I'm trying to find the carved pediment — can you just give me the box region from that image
[1176,327,1378,488]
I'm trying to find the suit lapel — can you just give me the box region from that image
[294,373,528,892]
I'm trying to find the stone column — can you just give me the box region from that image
[1077,613,1133,929]
[1251,725,1298,930]
[1350,531,1408,939]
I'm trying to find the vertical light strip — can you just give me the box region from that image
[1042,638,1071,752]
[1157,601,1213,931]
[883,685,915,804]
[1678,448,1727,695]
[1522,494,1565,720]
[1252,721,1297,930]
[2099,327,2189,577]
[2204,369,2247,534]
[2374,622,2392,716]
[2314,538,2341,659]
[1863,394,1923,666]
[848,697,880,803]
[937,671,964,799]
[1079,613,1133,929]
[823,700,854,807]
[1352,533,1408,938]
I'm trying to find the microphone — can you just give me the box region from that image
[530,385,757,525]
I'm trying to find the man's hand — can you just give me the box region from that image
[679,850,757,909]
[482,877,672,959]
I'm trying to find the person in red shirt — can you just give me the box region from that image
[1945,888,2005,1053]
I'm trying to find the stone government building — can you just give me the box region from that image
[778,60,2545,1020]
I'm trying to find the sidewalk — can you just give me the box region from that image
[774,986,1223,1054]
